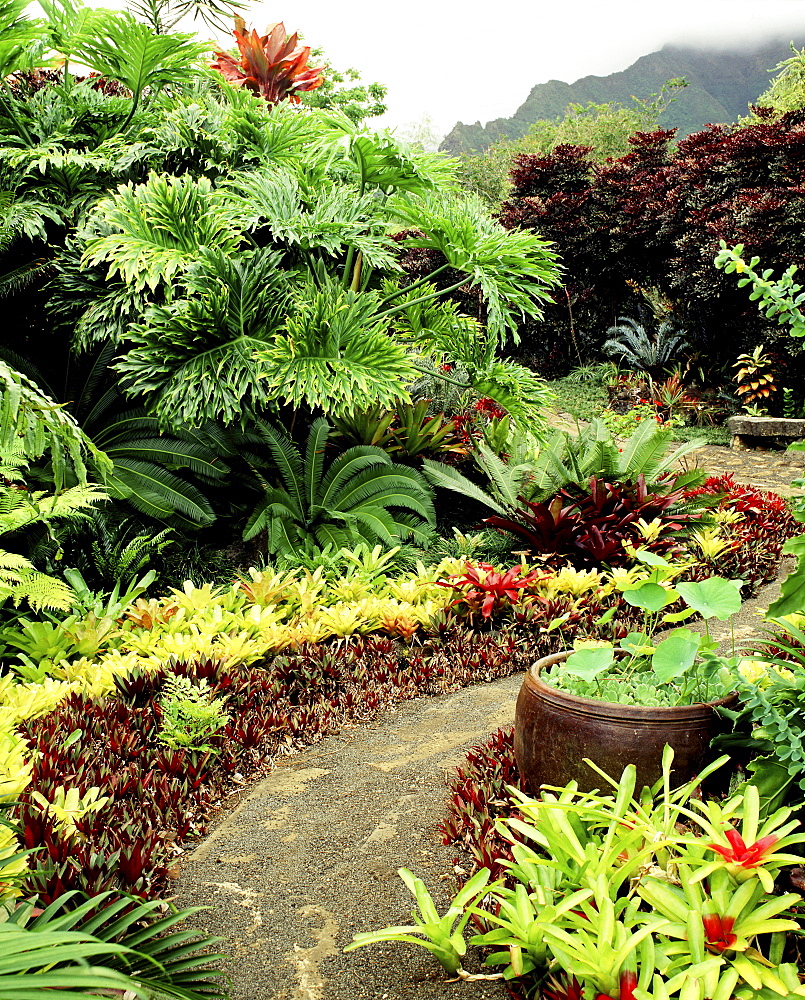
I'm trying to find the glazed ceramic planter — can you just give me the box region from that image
[514,651,738,794]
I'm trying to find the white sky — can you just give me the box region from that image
[230,0,805,137]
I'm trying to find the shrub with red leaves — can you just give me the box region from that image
[439,726,521,880]
[17,633,542,904]
[484,475,695,570]
[498,112,805,376]
[683,474,797,589]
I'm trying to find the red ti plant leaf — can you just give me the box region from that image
[211,18,325,105]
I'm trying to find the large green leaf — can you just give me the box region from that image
[390,189,561,343]
[83,175,240,292]
[259,282,418,416]
[651,629,701,682]
[117,247,292,425]
[72,12,206,118]
[0,0,45,77]
[675,577,743,621]
[768,534,805,616]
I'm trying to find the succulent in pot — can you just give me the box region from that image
[515,549,743,794]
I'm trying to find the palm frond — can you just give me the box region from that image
[318,446,391,508]
[420,458,506,515]
[106,458,214,525]
[252,422,305,511]
[303,417,330,513]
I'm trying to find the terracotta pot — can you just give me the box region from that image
[514,651,738,795]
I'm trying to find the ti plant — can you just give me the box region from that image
[731,345,779,415]
[211,18,325,105]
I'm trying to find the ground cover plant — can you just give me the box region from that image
[0,467,794,915]
[424,737,805,997]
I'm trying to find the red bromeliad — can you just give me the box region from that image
[440,562,541,619]
[702,912,738,953]
[211,19,325,105]
[708,827,779,869]
[543,974,585,1000]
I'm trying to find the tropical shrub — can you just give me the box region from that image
[682,475,797,589]
[483,474,696,570]
[242,417,436,556]
[210,18,325,105]
[356,753,805,995]
[602,316,689,379]
[499,111,805,372]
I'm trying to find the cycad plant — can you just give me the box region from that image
[602,316,688,380]
[243,417,435,556]
[0,889,228,999]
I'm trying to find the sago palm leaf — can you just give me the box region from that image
[0,925,138,999]
[107,458,214,525]
[252,422,305,511]
[242,487,302,541]
[350,506,400,546]
[304,416,330,514]
[318,445,392,508]
[333,466,434,522]
[12,890,228,999]
[616,417,705,482]
[476,442,535,509]
[420,458,507,515]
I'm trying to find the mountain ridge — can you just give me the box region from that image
[440,36,805,155]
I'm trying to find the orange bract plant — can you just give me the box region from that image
[210,18,325,105]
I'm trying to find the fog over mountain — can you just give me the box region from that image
[440,36,805,155]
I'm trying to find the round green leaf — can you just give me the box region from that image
[652,628,702,682]
[562,646,616,680]
[623,582,677,613]
[675,577,743,620]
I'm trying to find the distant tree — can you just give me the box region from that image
[301,48,387,124]
[458,80,687,208]
[749,43,805,117]
[498,109,805,375]
[395,114,443,153]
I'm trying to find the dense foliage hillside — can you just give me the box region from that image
[441,36,805,154]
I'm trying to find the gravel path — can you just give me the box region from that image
[176,678,520,1000]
